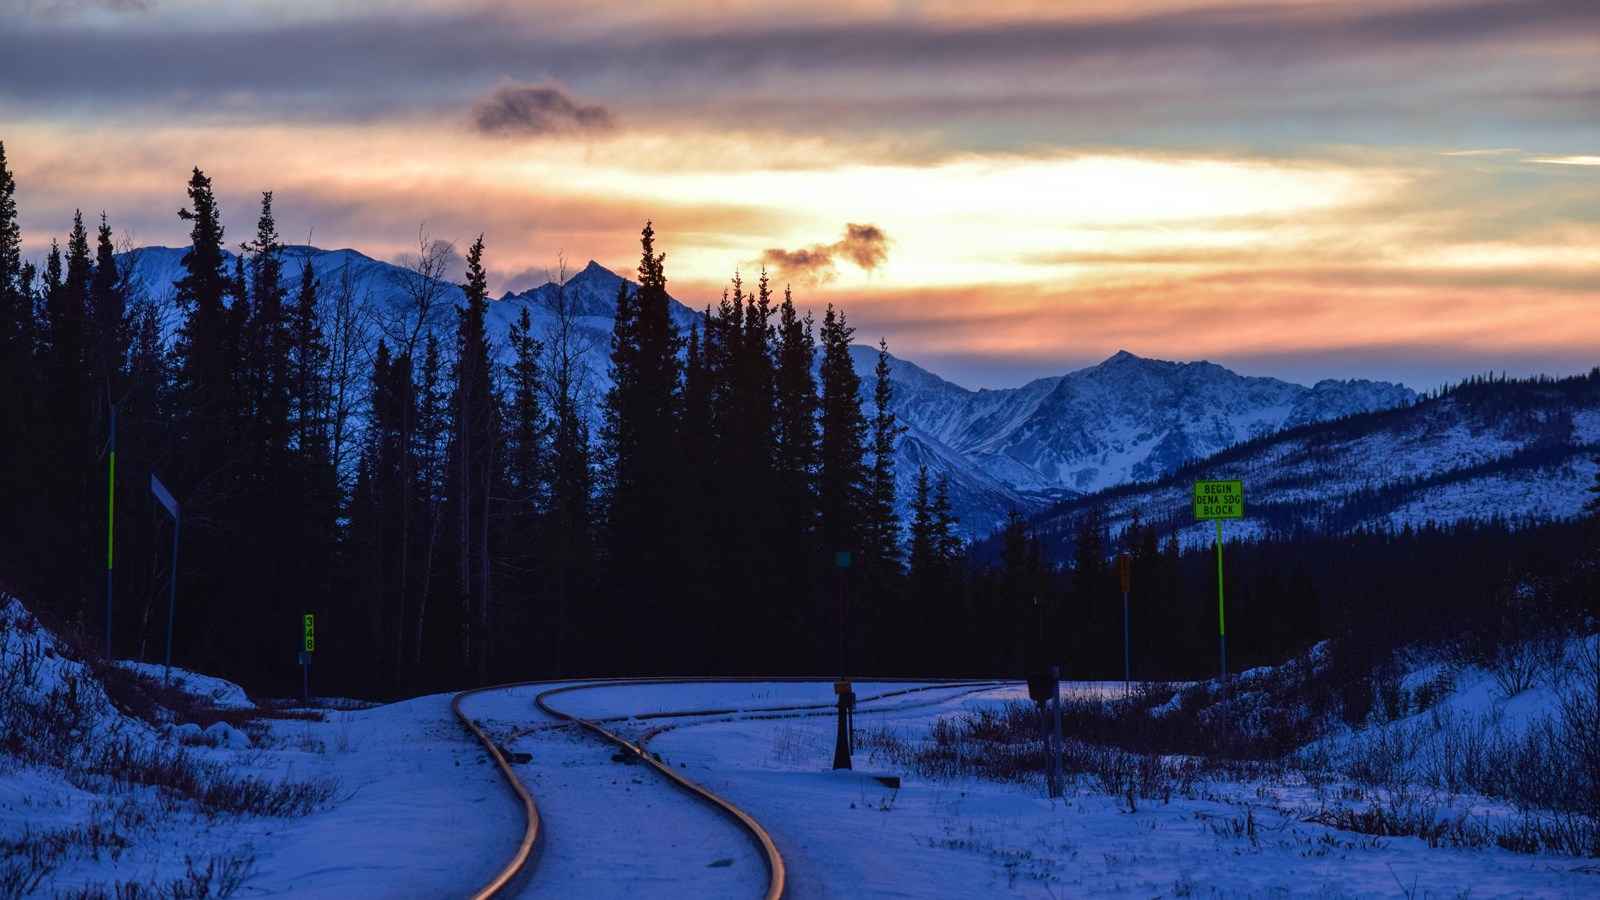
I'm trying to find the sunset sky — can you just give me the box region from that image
[3,0,1598,390]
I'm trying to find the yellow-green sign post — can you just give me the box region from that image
[1194,480,1243,723]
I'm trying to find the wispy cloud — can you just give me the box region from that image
[1526,155,1600,166]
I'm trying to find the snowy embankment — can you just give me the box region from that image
[625,676,1600,898]
[0,593,518,898]
[7,586,1600,897]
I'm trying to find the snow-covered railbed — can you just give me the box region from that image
[458,683,770,899]
[626,680,1600,898]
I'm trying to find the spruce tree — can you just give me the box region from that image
[601,222,684,672]
[174,168,236,405]
[242,192,291,466]
[865,338,904,566]
[88,213,129,395]
[504,307,545,515]
[0,143,20,317]
[285,254,338,676]
[772,287,819,539]
[454,235,497,682]
[908,467,936,577]
[817,304,867,562]
[39,213,92,395]
[501,305,545,664]
[28,214,98,623]
[0,143,29,453]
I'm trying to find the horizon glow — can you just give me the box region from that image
[3,0,1597,392]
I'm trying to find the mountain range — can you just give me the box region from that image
[126,245,1594,542]
[1021,369,1600,556]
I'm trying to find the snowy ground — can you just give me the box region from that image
[5,592,1600,897]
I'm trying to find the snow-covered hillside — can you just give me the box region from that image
[0,591,517,896]
[868,347,1415,538]
[1028,373,1600,550]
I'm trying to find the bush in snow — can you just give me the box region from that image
[1,592,338,817]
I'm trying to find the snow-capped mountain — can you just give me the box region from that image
[1020,372,1600,557]
[861,347,1415,539]
[123,247,1420,541]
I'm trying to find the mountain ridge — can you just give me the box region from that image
[122,246,1421,539]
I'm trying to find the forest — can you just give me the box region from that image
[1,141,1596,700]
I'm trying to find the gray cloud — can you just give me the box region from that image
[470,77,615,138]
[0,0,1595,165]
[23,0,150,15]
[761,223,892,285]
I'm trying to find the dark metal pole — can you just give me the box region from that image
[164,509,178,686]
[105,401,115,658]
[1216,518,1227,733]
[1122,588,1130,699]
[1049,670,1064,796]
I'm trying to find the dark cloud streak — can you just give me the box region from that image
[3,0,1595,137]
[470,78,615,138]
[23,0,150,16]
[761,223,892,285]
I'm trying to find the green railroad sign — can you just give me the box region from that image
[1193,480,1244,520]
[303,614,315,652]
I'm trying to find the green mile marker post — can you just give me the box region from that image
[301,614,315,704]
[1193,480,1243,727]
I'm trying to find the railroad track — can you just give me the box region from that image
[453,677,1008,899]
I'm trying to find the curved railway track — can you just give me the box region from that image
[454,677,1010,899]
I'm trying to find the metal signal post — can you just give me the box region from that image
[1193,480,1243,728]
[150,474,180,686]
[105,401,116,657]
[1117,552,1131,698]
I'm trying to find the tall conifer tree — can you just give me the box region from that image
[865,338,904,566]
[817,304,867,561]
[602,222,684,672]
[454,235,497,682]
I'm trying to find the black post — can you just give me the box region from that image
[105,400,115,658]
[832,552,854,768]
[833,684,854,770]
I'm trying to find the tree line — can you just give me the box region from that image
[0,150,976,697]
[2,144,1595,700]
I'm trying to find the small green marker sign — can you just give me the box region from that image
[1193,480,1244,520]
[303,614,315,653]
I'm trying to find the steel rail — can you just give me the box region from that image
[456,676,1016,899]
[631,680,1005,752]
[533,677,1011,900]
[451,683,548,900]
[536,679,794,900]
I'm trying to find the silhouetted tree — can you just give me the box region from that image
[602,222,684,672]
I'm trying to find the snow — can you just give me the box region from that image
[119,659,255,711]
[5,594,1599,897]
[1,595,518,897]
